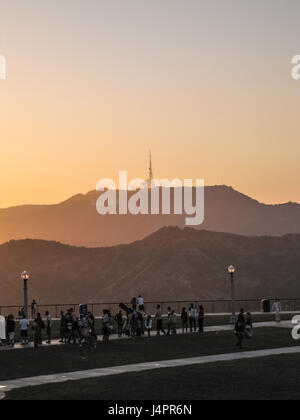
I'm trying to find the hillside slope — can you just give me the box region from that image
[0,227,299,305]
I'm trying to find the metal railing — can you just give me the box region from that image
[1,298,300,319]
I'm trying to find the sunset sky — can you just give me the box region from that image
[0,0,300,208]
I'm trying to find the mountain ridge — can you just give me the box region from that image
[1,185,300,248]
[1,227,300,306]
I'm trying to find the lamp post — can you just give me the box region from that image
[228,265,236,324]
[21,271,30,319]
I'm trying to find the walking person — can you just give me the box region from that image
[181,307,188,334]
[198,305,205,333]
[145,315,152,337]
[7,315,15,348]
[235,309,246,349]
[20,314,30,345]
[272,299,282,323]
[188,304,197,333]
[245,312,253,339]
[155,305,166,336]
[45,311,52,344]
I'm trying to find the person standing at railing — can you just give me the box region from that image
[7,315,15,348]
[272,299,282,323]
[59,311,67,343]
[131,297,137,311]
[145,315,152,337]
[32,314,44,349]
[198,305,205,333]
[36,313,45,345]
[188,304,197,333]
[45,311,52,344]
[155,305,166,336]
[31,300,37,320]
[166,306,172,335]
[18,307,25,320]
[169,310,177,335]
[20,314,30,345]
[138,295,145,312]
[32,318,40,349]
[103,309,112,344]
[88,312,96,341]
[115,310,124,338]
[181,307,188,334]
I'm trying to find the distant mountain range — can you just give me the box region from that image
[1,186,300,247]
[1,227,300,306]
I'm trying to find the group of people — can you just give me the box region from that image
[101,297,206,342]
[1,311,50,348]
[234,298,284,350]
[0,296,283,350]
[235,309,253,349]
[59,308,97,348]
[155,304,205,336]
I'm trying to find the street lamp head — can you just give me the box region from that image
[21,271,30,281]
[228,265,236,274]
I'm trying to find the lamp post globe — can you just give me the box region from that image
[228,265,235,275]
[21,271,30,319]
[21,271,30,281]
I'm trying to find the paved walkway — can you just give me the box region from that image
[0,345,300,394]
[0,321,292,352]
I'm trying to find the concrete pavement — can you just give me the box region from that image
[0,320,292,352]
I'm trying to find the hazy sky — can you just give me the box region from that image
[0,0,300,207]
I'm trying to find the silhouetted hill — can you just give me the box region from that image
[1,186,300,247]
[1,227,300,306]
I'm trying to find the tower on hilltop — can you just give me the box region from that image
[147,150,154,188]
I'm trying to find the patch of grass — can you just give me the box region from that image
[6,352,300,400]
[0,327,297,382]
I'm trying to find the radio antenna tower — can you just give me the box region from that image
[147,150,154,188]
